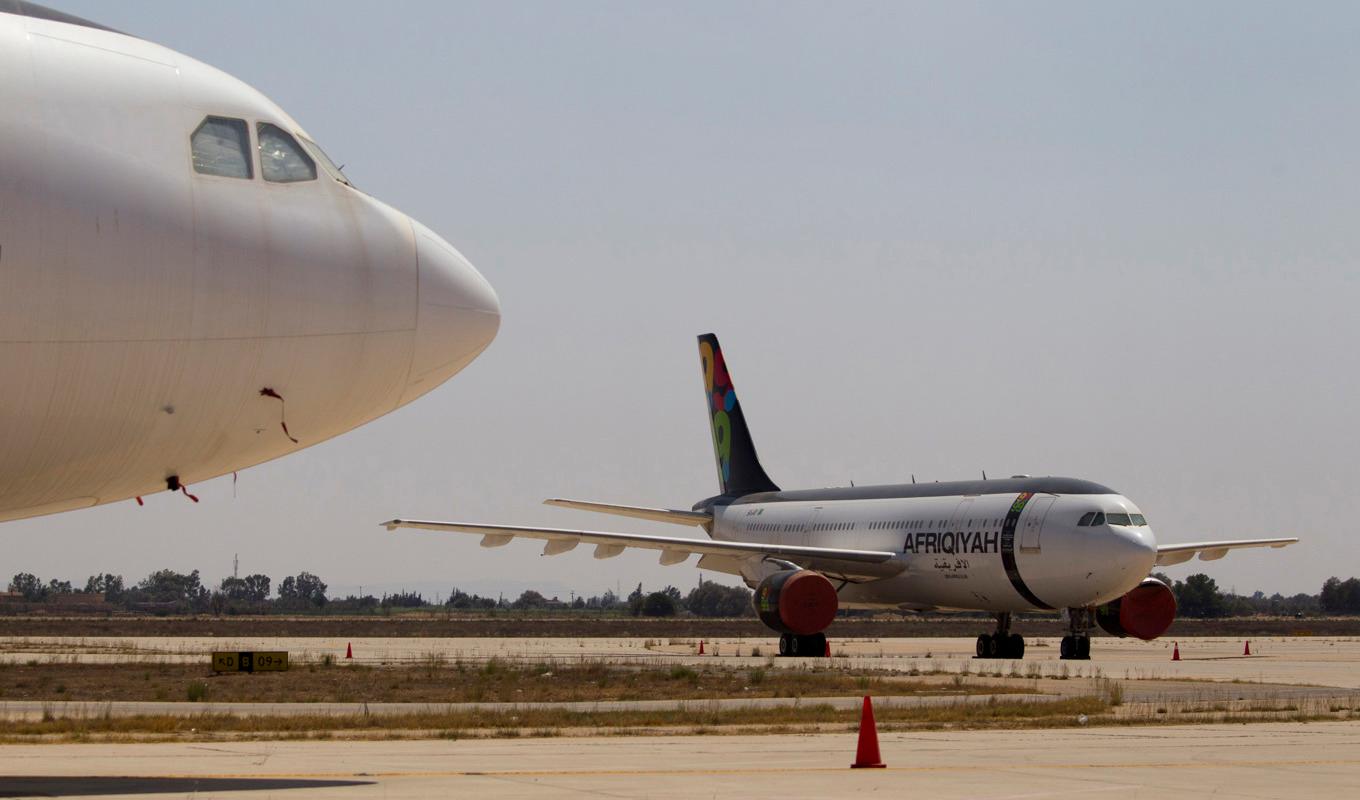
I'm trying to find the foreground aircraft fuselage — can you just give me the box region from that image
[389,342,1292,656]
[0,5,499,522]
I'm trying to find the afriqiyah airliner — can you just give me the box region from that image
[0,2,499,522]
[387,335,1297,660]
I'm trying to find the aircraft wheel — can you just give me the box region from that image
[985,634,1000,658]
[1077,637,1091,660]
[779,634,793,657]
[1059,636,1074,659]
[976,634,991,658]
[802,633,827,657]
[1007,633,1025,659]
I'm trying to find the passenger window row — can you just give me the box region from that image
[1078,511,1148,527]
[868,520,932,531]
[756,513,1050,533]
[191,116,318,184]
[868,517,1002,531]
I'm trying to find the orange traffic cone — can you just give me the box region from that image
[1244,641,1251,656]
[345,642,353,660]
[851,696,887,768]
[1171,642,1180,661]
[698,640,705,655]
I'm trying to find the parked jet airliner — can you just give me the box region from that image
[387,335,1297,659]
[0,3,499,522]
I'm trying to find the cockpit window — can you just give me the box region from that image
[192,116,252,179]
[258,123,316,183]
[1081,510,1148,527]
[297,134,352,187]
[1104,514,1147,527]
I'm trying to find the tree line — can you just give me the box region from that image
[1150,573,1355,618]
[4,569,754,617]
[7,569,329,614]
[9,567,1358,618]
[360,580,753,618]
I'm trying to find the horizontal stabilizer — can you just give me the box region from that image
[381,519,904,580]
[542,498,711,527]
[1155,537,1298,566]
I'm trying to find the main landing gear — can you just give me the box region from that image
[975,613,1025,659]
[778,632,827,657]
[973,609,1097,660]
[1060,606,1093,660]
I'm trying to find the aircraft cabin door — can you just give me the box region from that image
[949,498,976,532]
[801,507,823,547]
[1020,495,1057,552]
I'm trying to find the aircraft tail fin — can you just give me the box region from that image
[697,334,779,497]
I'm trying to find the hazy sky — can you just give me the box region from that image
[10,1,1357,600]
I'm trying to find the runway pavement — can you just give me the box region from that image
[1,721,1357,798]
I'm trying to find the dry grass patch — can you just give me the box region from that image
[0,659,1025,704]
[0,695,1108,742]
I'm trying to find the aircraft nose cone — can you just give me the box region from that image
[404,222,500,399]
[1110,525,1158,577]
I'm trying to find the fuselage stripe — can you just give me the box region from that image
[1000,492,1054,610]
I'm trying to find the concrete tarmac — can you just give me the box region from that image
[1,721,1357,798]
[0,691,1052,721]
[3,635,1356,688]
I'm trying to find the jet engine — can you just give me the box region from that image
[1096,577,1177,641]
[754,569,838,636]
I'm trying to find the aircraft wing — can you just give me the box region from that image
[542,498,711,527]
[381,519,905,580]
[1155,538,1298,566]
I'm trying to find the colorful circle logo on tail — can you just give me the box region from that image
[700,338,732,485]
[700,341,715,392]
[713,348,730,390]
[713,411,732,481]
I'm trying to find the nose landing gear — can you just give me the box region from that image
[1060,607,1094,660]
[975,613,1025,659]
[778,632,827,657]
[1059,636,1090,659]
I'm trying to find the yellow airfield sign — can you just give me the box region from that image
[211,651,288,673]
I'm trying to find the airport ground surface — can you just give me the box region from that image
[2,633,1358,687]
[0,635,1357,797]
[0,614,1353,638]
[0,722,1357,798]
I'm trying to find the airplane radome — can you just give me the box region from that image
[0,4,500,522]
[388,335,1297,661]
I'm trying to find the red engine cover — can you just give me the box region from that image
[1096,578,1177,641]
[754,570,838,636]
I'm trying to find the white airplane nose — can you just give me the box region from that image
[404,222,501,397]
[1109,525,1158,577]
